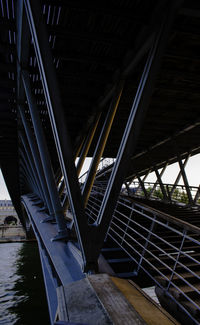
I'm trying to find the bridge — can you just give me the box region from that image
[1,0,200,324]
[0,199,20,225]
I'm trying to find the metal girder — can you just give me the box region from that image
[82,81,124,206]
[154,166,168,201]
[88,0,183,263]
[194,186,200,204]
[23,0,91,268]
[18,105,54,217]
[19,134,44,201]
[170,153,191,197]
[76,112,101,177]
[136,174,148,199]
[19,156,35,193]
[63,112,101,214]
[177,153,194,205]
[21,70,68,239]
[148,163,168,198]
[19,147,40,195]
[16,0,30,101]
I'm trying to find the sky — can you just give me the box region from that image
[1,154,200,200]
[0,169,10,199]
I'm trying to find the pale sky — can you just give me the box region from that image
[1,154,200,200]
[0,169,10,199]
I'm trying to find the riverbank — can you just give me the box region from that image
[0,225,27,243]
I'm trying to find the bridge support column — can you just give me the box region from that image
[89,1,182,263]
[18,105,54,218]
[21,71,68,240]
[24,0,92,270]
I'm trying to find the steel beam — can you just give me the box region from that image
[91,1,182,263]
[136,174,148,199]
[76,112,101,177]
[177,154,193,205]
[24,0,90,268]
[148,163,168,198]
[82,81,124,206]
[21,70,68,239]
[18,105,54,217]
[19,131,45,203]
[194,185,200,204]
[16,0,30,101]
[20,148,41,196]
[170,153,191,197]
[154,166,168,201]
[63,112,101,213]
[19,156,36,194]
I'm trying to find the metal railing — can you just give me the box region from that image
[86,181,200,324]
[127,181,200,205]
[78,158,115,185]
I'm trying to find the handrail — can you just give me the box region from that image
[86,182,200,324]
[131,180,199,191]
[91,183,200,235]
[128,198,200,236]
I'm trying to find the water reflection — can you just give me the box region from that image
[0,242,49,325]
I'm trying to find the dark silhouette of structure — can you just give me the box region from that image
[1,0,200,324]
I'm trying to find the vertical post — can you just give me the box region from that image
[82,81,124,206]
[21,70,68,239]
[194,185,200,204]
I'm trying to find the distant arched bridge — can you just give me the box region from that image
[0,200,20,225]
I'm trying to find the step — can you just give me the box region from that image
[155,271,200,286]
[181,299,200,317]
[101,247,122,252]
[116,272,137,278]
[107,257,133,264]
[169,283,200,299]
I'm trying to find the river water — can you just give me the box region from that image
[0,242,50,325]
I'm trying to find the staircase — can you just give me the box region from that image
[85,181,200,325]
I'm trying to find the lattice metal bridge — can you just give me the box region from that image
[1,0,200,324]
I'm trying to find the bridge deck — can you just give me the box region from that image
[56,273,179,325]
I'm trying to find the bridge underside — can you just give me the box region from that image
[1,0,200,324]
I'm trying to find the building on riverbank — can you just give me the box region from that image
[0,199,20,225]
[0,200,26,242]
